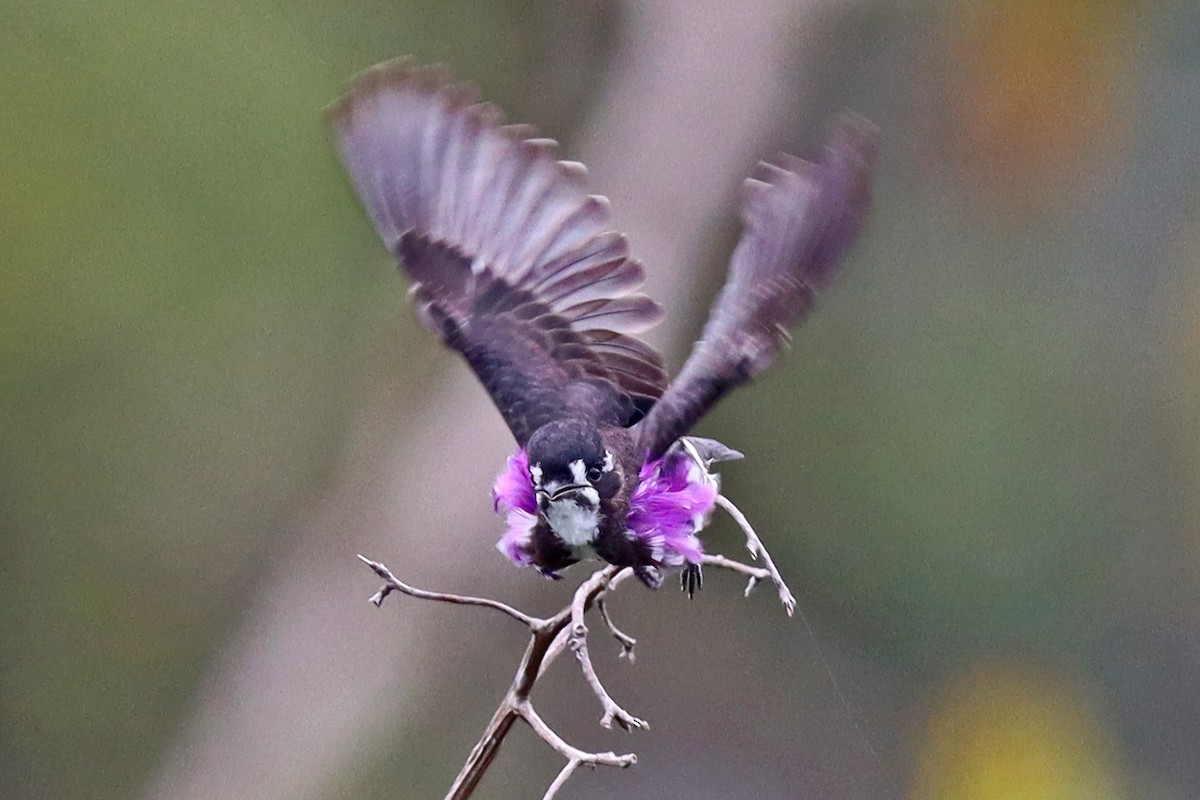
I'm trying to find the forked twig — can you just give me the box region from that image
[598,597,637,661]
[359,549,787,798]
[715,494,797,615]
[519,700,637,767]
[357,555,535,626]
[569,587,647,731]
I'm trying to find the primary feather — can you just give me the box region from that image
[635,117,878,460]
[327,58,668,444]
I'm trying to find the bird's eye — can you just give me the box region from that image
[586,466,603,482]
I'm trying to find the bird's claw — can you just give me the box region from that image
[680,562,704,598]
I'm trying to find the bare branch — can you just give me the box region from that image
[542,759,580,800]
[518,700,637,769]
[714,495,798,616]
[541,566,633,675]
[435,563,638,798]
[570,630,648,731]
[357,554,536,627]
[370,541,789,799]
[537,624,576,681]
[446,624,563,798]
[566,569,647,730]
[700,552,774,598]
[444,705,521,800]
[598,597,637,662]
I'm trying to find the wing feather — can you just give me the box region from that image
[328,58,668,444]
[636,116,878,459]
[557,296,665,334]
[539,259,643,307]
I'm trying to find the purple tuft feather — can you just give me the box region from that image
[627,451,716,566]
[493,450,537,566]
[493,449,536,514]
[491,446,718,569]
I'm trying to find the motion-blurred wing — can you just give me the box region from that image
[328,59,667,445]
[636,116,878,460]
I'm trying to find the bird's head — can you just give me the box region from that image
[525,418,618,529]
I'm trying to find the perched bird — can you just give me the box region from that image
[328,58,876,592]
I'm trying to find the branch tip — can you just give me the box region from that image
[598,598,637,662]
[714,495,797,616]
[357,554,536,627]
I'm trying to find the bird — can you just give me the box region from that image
[327,58,876,593]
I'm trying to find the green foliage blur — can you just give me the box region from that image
[4,1,1199,799]
[1,1,548,795]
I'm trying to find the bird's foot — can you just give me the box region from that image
[680,562,704,598]
[633,565,663,589]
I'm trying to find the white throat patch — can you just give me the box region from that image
[544,494,600,546]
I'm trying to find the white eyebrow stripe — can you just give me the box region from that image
[530,464,543,487]
[602,451,614,472]
[568,459,588,485]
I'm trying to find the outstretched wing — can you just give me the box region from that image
[636,116,878,460]
[328,59,667,445]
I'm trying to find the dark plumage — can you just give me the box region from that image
[328,57,877,587]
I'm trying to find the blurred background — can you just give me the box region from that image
[3,1,1199,798]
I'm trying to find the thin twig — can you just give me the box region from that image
[598,597,637,661]
[701,553,772,598]
[714,495,798,615]
[357,554,536,627]
[570,630,648,730]
[565,569,647,730]
[518,700,637,768]
[537,623,576,680]
[564,569,647,729]
[541,567,632,676]
[542,758,580,800]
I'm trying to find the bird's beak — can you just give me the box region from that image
[550,484,589,501]
[536,484,596,513]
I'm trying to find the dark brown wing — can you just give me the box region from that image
[327,58,667,445]
[635,116,878,460]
